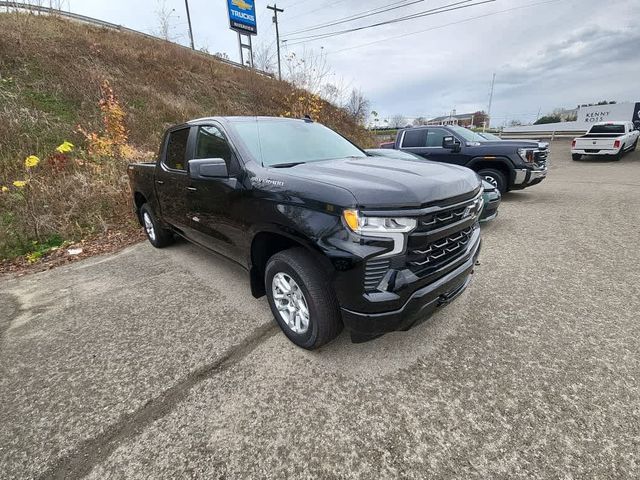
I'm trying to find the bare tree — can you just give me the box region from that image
[253,43,277,74]
[284,47,332,95]
[389,114,407,129]
[344,88,370,126]
[413,116,428,126]
[155,0,177,41]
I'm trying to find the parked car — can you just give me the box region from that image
[571,121,639,160]
[477,132,549,150]
[128,117,483,349]
[366,148,500,222]
[381,124,548,193]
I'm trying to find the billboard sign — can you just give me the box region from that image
[633,102,640,131]
[577,102,636,124]
[227,0,257,35]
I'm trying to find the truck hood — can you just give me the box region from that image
[284,156,480,209]
[475,140,541,149]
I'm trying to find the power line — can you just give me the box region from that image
[284,0,493,45]
[282,0,422,37]
[322,0,565,55]
[286,0,352,21]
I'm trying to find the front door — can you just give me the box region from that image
[186,124,244,263]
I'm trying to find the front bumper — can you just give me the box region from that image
[480,193,500,222]
[512,166,547,189]
[341,236,481,336]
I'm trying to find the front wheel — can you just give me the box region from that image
[140,203,174,248]
[572,153,582,161]
[477,168,507,194]
[265,248,342,350]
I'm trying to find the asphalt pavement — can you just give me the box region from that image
[1,140,639,479]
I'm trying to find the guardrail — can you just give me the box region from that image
[0,1,273,77]
[501,131,587,140]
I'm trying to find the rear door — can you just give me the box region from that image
[155,127,192,231]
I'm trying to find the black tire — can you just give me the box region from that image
[140,203,174,248]
[630,138,638,151]
[572,153,582,161]
[265,248,342,350]
[615,148,624,161]
[477,168,507,194]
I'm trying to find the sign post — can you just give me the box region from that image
[227,0,257,68]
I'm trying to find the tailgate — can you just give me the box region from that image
[574,138,616,149]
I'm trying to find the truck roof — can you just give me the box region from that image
[592,121,629,126]
[186,116,312,125]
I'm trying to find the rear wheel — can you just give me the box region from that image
[615,148,624,161]
[631,138,638,151]
[477,168,507,194]
[572,153,582,161]
[140,203,174,248]
[265,248,342,350]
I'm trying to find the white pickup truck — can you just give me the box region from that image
[571,121,639,161]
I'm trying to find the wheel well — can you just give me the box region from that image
[471,161,511,183]
[249,232,306,298]
[133,192,147,223]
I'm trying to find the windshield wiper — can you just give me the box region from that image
[271,161,306,168]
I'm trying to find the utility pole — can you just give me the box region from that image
[184,0,195,49]
[267,3,284,80]
[485,72,496,132]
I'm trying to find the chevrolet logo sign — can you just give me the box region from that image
[232,0,252,10]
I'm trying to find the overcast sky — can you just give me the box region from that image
[65,0,639,126]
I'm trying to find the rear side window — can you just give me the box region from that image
[164,128,190,170]
[426,129,447,147]
[590,124,624,134]
[401,129,427,148]
[195,126,233,163]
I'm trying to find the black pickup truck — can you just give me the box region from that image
[128,117,483,349]
[382,125,548,193]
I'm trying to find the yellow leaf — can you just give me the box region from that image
[56,141,75,154]
[24,155,40,168]
[13,180,27,188]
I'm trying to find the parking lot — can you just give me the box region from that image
[1,139,639,479]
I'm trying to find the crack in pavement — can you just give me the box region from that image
[38,321,279,480]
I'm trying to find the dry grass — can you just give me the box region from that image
[0,13,374,260]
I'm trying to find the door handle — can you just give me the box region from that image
[156,180,164,185]
[186,187,197,191]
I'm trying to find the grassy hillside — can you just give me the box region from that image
[0,13,374,261]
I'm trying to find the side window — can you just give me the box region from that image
[426,129,447,147]
[195,126,233,163]
[164,128,190,171]
[401,129,427,148]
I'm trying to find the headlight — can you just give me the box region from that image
[517,148,535,163]
[342,210,416,234]
[343,210,417,257]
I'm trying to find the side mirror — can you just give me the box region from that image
[189,158,228,180]
[442,136,461,151]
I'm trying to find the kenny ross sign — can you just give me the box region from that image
[227,0,257,35]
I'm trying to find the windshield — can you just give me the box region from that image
[589,124,624,134]
[231,119,366,166]
[447,126,487,143]
[479,132,502,141]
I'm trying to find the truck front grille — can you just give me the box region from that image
[407,226,475,270]
[364,258,390,291]
[416,204,470,232]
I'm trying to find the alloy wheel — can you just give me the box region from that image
[272,272,310,334]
